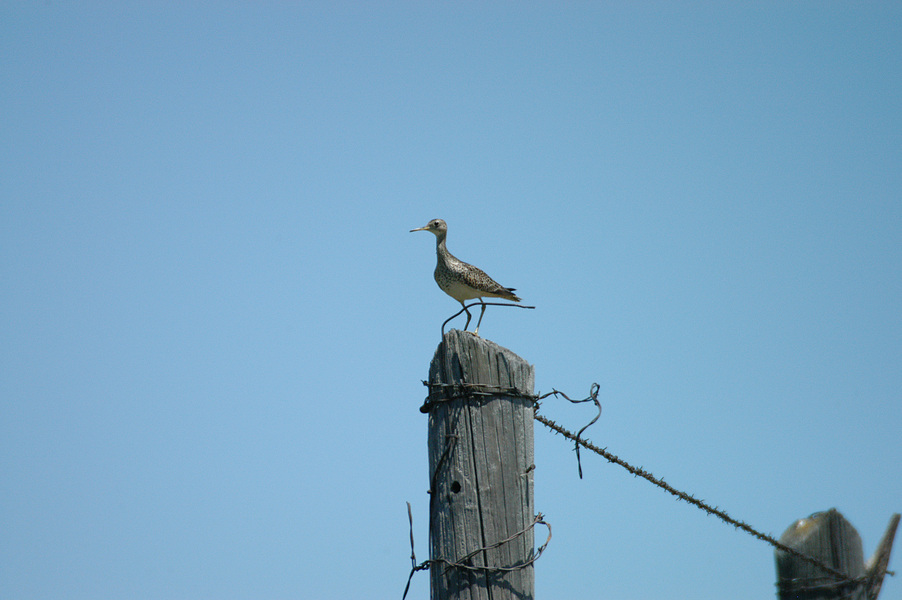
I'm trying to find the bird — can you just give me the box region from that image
[410,218,521,336]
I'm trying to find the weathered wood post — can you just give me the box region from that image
[775,508,899,600]
[420,329,536,600]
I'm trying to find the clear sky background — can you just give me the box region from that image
[2,3,900,600]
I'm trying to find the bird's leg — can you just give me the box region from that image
[473,300,487,336]
[460,301,472,332]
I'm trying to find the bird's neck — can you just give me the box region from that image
[434,233,449,257]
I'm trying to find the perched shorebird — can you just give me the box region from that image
[410,218,521,335]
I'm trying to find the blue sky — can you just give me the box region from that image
[2,3,900,599]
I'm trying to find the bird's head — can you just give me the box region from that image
[409,218,447,237]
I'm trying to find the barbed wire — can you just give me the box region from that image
[531,390,862,585]
[402,503,550,600]
[533,383,601,479]
[420,381,534,411]
[419,379,865,585]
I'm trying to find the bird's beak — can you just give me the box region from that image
[409,226,427,233]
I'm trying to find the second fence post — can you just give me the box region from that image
[421,329,536,600]
[775,508,900,600]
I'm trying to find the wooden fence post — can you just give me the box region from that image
[775,508,900,600]
[421,329,536,600]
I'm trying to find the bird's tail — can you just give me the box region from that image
[503,288,522,302]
